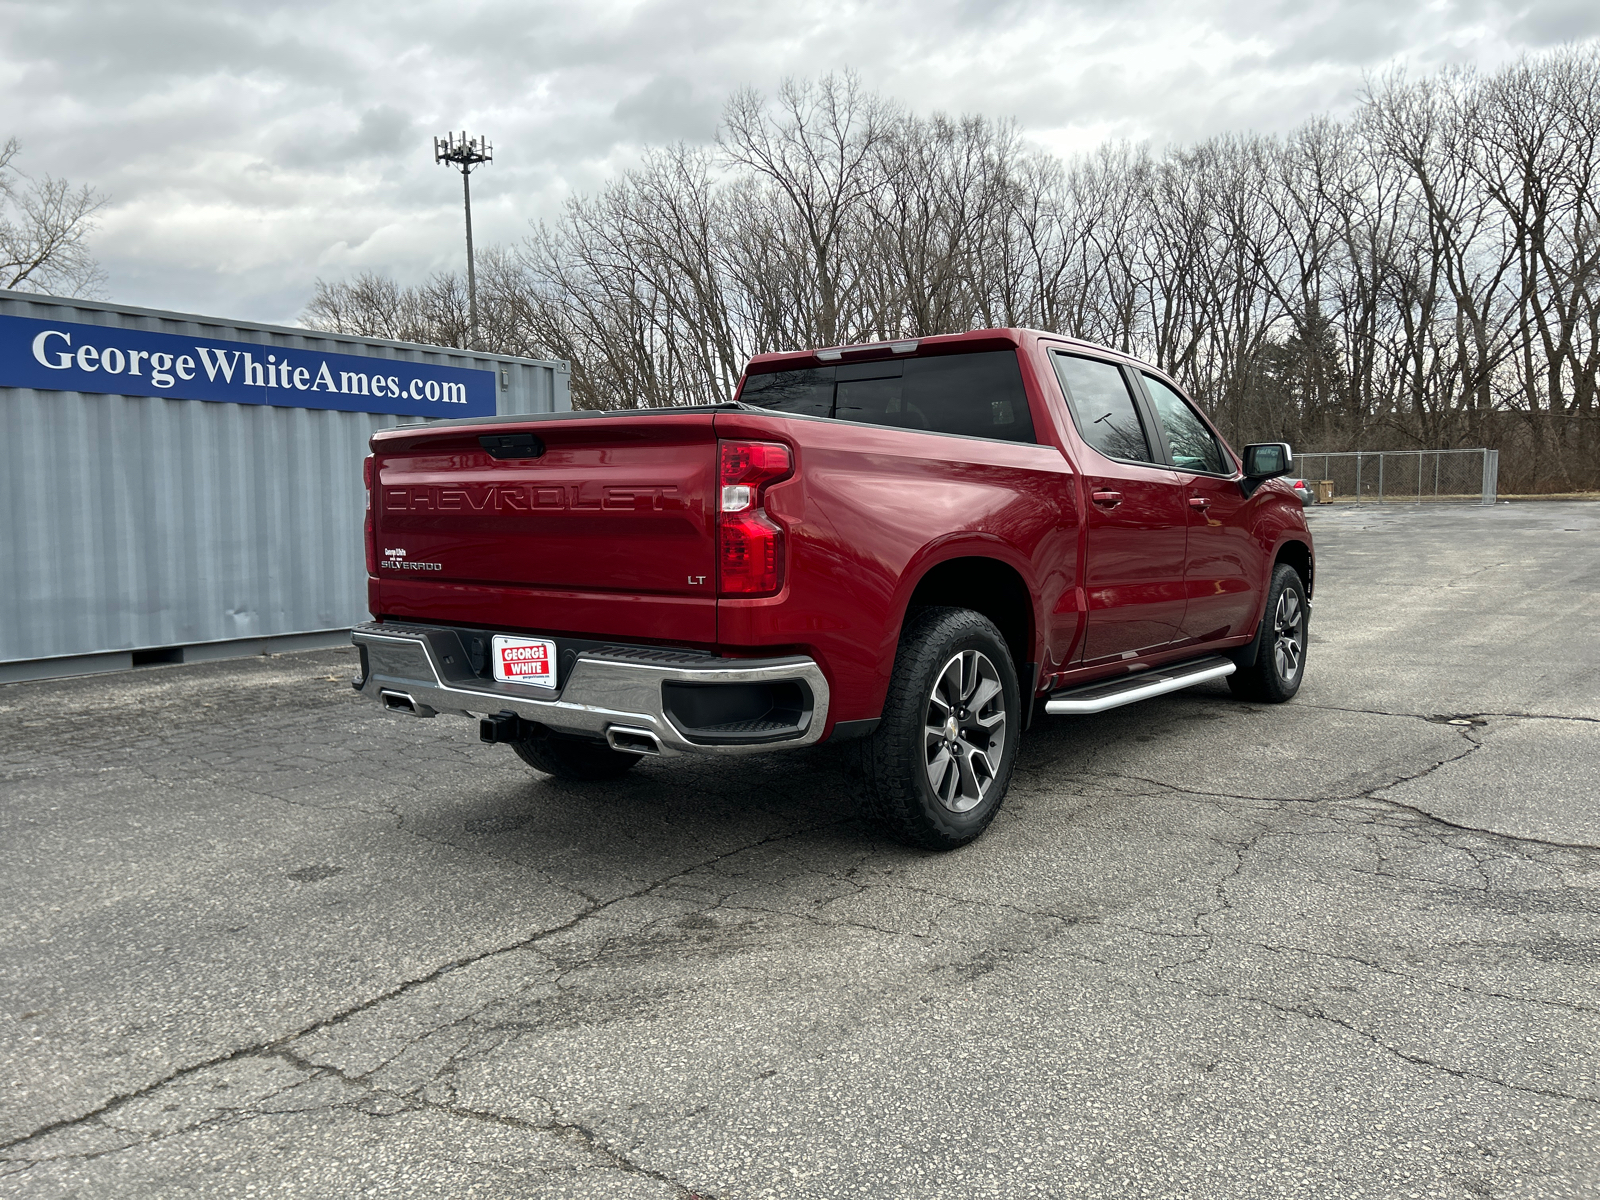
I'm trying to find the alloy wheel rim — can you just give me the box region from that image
[923,650,1007,814]
[1272,589,1305,681]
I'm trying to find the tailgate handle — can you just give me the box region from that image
[479,433,545,459]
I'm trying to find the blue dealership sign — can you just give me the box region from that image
[1,313,495,418]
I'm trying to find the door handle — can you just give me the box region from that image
[1188,497,1211,510]
[1092,490,1123,508]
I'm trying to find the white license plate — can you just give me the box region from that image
[491,636,558,689]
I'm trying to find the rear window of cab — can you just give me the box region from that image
[738,350,1035,444]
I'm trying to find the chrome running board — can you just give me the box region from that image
[1044,655,1236,716]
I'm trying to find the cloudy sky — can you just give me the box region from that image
[3,0,1594,326]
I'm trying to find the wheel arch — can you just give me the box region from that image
[1275,538,1314,599]
[900,553,1037,681]
[1234,536,1314,671]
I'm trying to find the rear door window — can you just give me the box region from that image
[1142,374,1231,475]
[1050,353,1157,464]
[739,350,1035,443]
[901,352,1032,441]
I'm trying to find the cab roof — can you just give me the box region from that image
[742,327,1145,376]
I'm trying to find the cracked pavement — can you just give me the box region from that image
[2,500,1597,1198]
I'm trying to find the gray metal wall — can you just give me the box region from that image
[0,291,571,672]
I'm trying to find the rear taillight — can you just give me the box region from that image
[363,455,377,576]
[717,440,793,596]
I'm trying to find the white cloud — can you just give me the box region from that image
[3,0,1588,324]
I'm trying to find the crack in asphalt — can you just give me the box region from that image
[1471,711,1600,725]
[1,860,1133,1174]
[1234,940,1600,1017]
[1297,702,1474,722]
[1368,797,1600,853]
[0,816,850,1160]
[0,1070,326,1171]
[410,1096,704,1198]
[1295,703,1598,727]
[1137,828,1267,980]
[711,900,937,943]
[1097,727,1599,857]
[1218,989,1600,1107]
[3,1056,705,1198]
[1444,560,1512,588]
[1086,719,1483,808]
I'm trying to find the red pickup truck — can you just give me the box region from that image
[353,329,1313,849]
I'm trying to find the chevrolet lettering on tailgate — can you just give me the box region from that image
[382,483,680,513]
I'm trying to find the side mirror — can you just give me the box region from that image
[1243,442,1292,479]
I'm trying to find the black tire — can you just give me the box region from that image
[1228,563,1309,703]
[858,607,1022,850]
[511,734,639,781]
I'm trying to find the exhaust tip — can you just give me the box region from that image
[380,690,435,718]
[606,726,662,755]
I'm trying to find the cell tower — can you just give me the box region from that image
[434,131,493,350]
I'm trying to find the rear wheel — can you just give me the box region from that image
[858,607,1021,850]
[1228,563,1308,703]
[511,734,639,781]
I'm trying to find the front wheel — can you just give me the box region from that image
[1228,563,1308,703]
[858,607,1021,850]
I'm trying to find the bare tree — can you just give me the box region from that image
[721,72,895,348]
[864,112,1021,338]
[303,48,1600,490]
[0,139,107,296]
[1473,48,1600,486]
[303,270,470,347]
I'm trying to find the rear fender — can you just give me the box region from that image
[892,535,1042,678]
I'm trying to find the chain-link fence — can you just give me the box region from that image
[1294,449,1499,505]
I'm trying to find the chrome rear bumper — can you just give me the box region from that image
[351,622,829,757]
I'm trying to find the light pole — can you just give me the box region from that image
[434,131,492,350]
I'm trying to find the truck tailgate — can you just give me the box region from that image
[370,413,718,644]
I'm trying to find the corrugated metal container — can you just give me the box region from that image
[0,290,571,681]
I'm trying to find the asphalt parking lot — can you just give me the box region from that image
[2,501,1597,1199]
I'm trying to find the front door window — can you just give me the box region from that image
[1141,374,1229,475]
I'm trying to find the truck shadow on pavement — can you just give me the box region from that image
[405,683,1272,878]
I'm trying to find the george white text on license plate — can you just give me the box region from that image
[491,636,558,689]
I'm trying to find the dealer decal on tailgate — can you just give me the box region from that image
[491,636,558,689]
